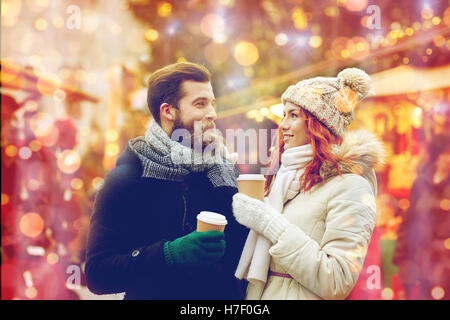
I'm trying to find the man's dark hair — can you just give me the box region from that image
[147,62,211,124]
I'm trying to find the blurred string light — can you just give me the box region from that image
[381,287,394,300]
[275,33,288,46]
[218,0,235,7]
[157,1,172,17]
[91,177,104,191]
[166,21,180,36]
[20,181,29,200]
[52,16,65,29]
[212,32,227,44]
[444,237,450,249]
[260,107,269,116]
[245,102,286,123]
[5,145,18,157]
[201,14,225,39]
[345,0,368,12]
[81,10,100,33]
[105,129,119,142]
[145,28,159,42]
[23,270,37,299]
[64,188,72,201]
[440,198,450,211]
[18,147,32,160]
[53,89,66,102]
[270,103,284,118]
[296,35,309,47]
[234,41,259,66]
[226,76,248,89]
[398,198,410,210]
[292,7,308,30]
[421,3,434,20]
[39,126,59,147]
[20,212,45,238]
[431,286,445,300]
[34,18,48,31]
[57,150,81,174]
[47,252,59,265]
[444,7,450,26]
[330,36,370,61]
[30,112,54,137]
[70,178,84,190]
[105,143,120,157]
[29,112,60,147]
[27,179,40,191]
[412,107,423,128]
[26,246,45,256]
[324,5,339,17]
[309,35,323,48]
[1,193,10,206]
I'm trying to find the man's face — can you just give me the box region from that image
[172,80,218,149]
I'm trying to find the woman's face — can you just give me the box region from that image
[279,102,309,149]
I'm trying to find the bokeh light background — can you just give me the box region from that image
[1,0,449,300]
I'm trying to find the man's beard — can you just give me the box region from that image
[172,117,217,151]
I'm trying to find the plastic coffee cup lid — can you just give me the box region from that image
[237,174,266,181]
[197,211,228,225]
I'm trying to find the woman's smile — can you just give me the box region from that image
[283,134,294,142]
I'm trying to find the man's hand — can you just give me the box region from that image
[164,231,226,267]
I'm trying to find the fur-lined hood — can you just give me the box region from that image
[319,130,387,196]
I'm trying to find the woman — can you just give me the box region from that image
[232,68,386,300]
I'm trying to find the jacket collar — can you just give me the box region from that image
[319,130,386,195]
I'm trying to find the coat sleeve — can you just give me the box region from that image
[268,174,377,300]
[208,184,249,298]
[85,166,168,295]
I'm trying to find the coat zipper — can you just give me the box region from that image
[181,193,187,232]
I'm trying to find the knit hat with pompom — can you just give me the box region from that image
[281,68,374,137]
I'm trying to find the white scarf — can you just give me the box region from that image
[235,144,313,287]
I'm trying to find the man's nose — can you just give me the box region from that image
[205,105,217,121]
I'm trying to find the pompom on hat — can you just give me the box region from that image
[281,67,375,137]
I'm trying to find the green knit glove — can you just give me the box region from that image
[163,231,226,267]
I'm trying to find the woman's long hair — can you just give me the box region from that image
[265,106,345,196]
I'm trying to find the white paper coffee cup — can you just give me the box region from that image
[196,211,228,232]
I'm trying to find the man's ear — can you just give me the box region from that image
[160,103,175,121]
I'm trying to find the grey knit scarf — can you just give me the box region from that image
[127,118,237,188]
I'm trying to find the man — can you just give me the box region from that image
[85,62,248,299]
